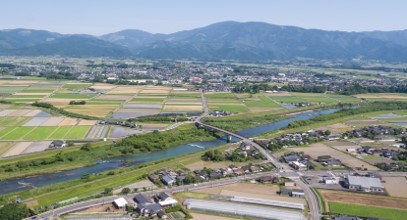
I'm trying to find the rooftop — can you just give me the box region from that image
[347,175,383,189]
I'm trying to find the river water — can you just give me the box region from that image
[0,108,338,194]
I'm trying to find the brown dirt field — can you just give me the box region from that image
[66,105,117,117]
[89,84,116,90]
[78,120,97,126]
[117,108,161,114]
[324,141,361,151]
[41,117,65,126]
[24,199,38,208]
[0,104,10,109]
[58,118,79,126]
[81,204,119,213]
[320,190,407,209]
[24,110,42,117]
[346,120,383,126]
[376,94,407,99]
[163,105,202,111]
[191,213,239,220]
[196,183,305,204]
[14,93,49,96]
[7,109,32,116]
[354,94,380,99]
[2,142,32,157]
[383,177,407,198]
[265,92,292,97]
[249,107,284,113]
[0,142,16,157]
[96,95,132,100]
[144,86,172,90]
[0,110,16,116]
[139,123,168,129]
[140,89,170,94]
[290,143,379,170]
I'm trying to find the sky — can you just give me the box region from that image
[1,0,406,35]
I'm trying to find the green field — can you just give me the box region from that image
[0,117,30,127]
[209,104,249,112]
[271,96,306,103]
[64,126,91,139]
[170,93,201,98]
[0,127,35,140]
[244,96,281,107]
[7,95,46,99]
[51,94,98,99]
[205,92,235,99]
[329,202,407,220]
[23,126,59,140]
[48,126,73,139]
[63,83,92,90]
[0,127,17,138]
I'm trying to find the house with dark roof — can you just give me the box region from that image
[161,175,175,185]
[136,203,162,217]
[133,194,150,204]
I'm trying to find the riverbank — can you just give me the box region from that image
[0,124,216,181]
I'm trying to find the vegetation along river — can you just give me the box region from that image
[0,108,338,194]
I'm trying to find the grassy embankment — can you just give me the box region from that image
[0,124,215,181]
[329,202,407,220]
[0,143,232,210]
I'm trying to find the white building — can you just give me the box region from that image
[345,175,384,193]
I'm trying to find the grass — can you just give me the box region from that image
[23,126,59,140]
[64,126,91,139]
[329,202,407,220]
[48,126,73,139]
[0,127,35,140]
[0,127,17,138]
[170,93,201,98]
[50,93,98,99]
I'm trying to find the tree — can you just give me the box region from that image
[104,187,113,195]
[121,187,130,194]
[81,143,91,151]
[0,202,30,220]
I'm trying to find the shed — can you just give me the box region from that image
[113,197,128,208]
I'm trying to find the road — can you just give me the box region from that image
[30,171,281,219]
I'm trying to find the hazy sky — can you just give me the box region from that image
[1,0,406,35]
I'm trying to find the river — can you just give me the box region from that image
[0,108,338,194]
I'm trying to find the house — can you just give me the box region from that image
[133,194,150,204]
[113,197,128,208]
[279,188,292,196]
[209,172,222,179]
[345,175,384,193]
[322,177,339,185]
[157,192,178,207]
[285,181,296,187]
[282,154,300,163]
[232,168,245,175]
[321,158,342,167]
[291,189,305,197]
[161,175,175,185]
[249,165,261,173]
[136,203,162,217]
[49,140,66,148]
[256,176,279,184]
[148,174,160,183]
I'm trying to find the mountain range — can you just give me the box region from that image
[1,21,407,62]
